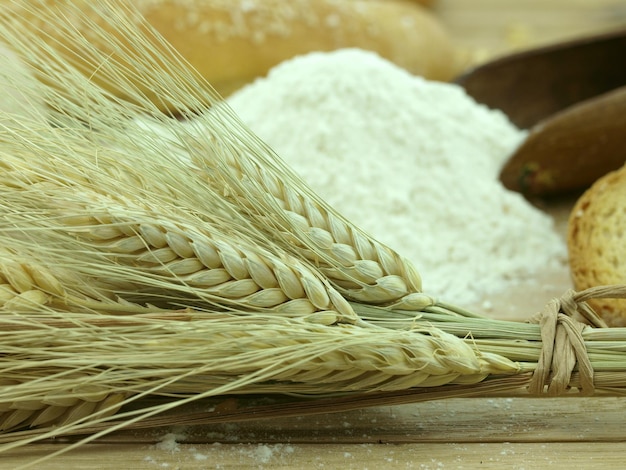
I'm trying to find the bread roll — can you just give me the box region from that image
[568,164,626,326]
[4,0,457,112]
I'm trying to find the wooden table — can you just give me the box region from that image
[4,0,626,468]
[5,396,626,469]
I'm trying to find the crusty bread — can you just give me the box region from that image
[568,164,626,326]
[4,0,457,113]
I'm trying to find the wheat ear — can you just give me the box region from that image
[0,156,357,322]
[0,210,359,323]
[182,117,423,309]
[62,209,358,321]
[0,383,127,433]
[1,311,518,402]
[0,0,424,310]
[0,310,515,438]
[0,246,118,312]
[0,306,517,435]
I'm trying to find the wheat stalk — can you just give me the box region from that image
[135,84,426,308]
[0,1,512,450]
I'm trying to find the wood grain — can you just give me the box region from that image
[8,442,626,470]
[3,397,626,469]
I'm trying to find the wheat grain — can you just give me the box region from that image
[0,252,61,311]
[0,246,161,314]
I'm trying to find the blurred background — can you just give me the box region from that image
[435,0,626,70]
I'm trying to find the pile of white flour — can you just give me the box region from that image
[226,49,566,307]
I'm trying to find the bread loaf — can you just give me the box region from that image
[568,165,626,326]
[5,0,456,113]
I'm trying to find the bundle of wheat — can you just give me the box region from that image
[1,1,626,467]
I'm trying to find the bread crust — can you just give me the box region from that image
[5,0,456,112]
[568,165,626,326]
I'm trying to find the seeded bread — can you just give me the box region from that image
[5,0,456,112]
[568,164,626,326]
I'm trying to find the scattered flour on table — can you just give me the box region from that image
[227,48,566,307]
[153,428,188,452]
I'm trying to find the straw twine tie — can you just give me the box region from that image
[527,285,626,397]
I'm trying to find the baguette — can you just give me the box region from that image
[4,0,456,112]
[568,164,626,326]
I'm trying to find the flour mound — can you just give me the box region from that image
[227,48,566,306]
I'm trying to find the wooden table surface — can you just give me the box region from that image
[4,0,626,468]
[5,395,626,469]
